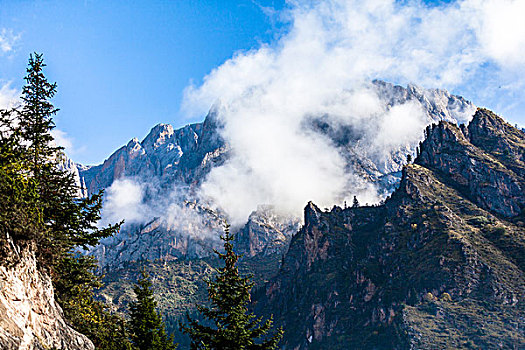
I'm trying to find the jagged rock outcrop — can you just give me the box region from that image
[57,156,88,198]
[177,109,228,186]
[467,108,525,179]
[80,122,204,196]
[307,81,475,184]
[78,81,474,200]
[235,205,301,257]
[418,109,524,217]
[253,109,525,349]
[373,80,473,124]
[0,247,94,350]
[92,201,226,270]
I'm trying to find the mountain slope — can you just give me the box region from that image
[252,109,525,349]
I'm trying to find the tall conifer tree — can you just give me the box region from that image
[18,53,59,173]
[181,225,283,350]
[0,53,131,349]
[129,270,177,350]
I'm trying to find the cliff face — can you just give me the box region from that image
[418,109,525,217]
[253,109,524,349]
[235,205,302,258]
[92,201,226,270]
[0,247,94,350]
[80,122,204,196]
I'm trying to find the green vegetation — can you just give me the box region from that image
[181,225,283,349]
[98,251,283,348]
[128,270,177,350]
[0,53,135,349]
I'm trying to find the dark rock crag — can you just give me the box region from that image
[253,109,525,349]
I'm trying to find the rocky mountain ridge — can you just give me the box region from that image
[252,108,525,349]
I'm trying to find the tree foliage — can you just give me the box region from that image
[0,108,41,254]
[0,53,131,349]
[181,225,283,350]
[128,270,177,350]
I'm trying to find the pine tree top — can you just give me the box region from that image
[129,270,177,350]
[181,224,283,350]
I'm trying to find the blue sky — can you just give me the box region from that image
[0,0,287,163]
[1,0,524,165]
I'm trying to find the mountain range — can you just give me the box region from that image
[253,108,524,349]
[3,78,523,348]
[69,81,475,270]
[63,82,524,349]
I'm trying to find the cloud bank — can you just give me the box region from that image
[180,0,523,223]
[101,178,151,225]
[98,0,525,228]
[101,178,223,241]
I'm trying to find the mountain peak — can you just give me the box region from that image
[417,113,524,217]
[141,123,175,150]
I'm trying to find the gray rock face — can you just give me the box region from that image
[417,109,525,217]
[177,109,228,186]
[373,80,474,124]
[81,122,204,196]
[0,247,94,350]
[309,80,476,185]
[78,81,474,198]
[92,201,226,271]
[57,156,88,198]
[235,205,302,257]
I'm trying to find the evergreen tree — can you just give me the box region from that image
[1,53,131,349]
[14,53,121,268]
[0,108,41,251]
[18,53,59,174]
[181,225,283,350]
[129,270,177,350]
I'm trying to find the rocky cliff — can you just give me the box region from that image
[0,246,94,350]
[235,205,302,258]
[80,122,205,196]
[92,201,226,270]
[79,82,474,198]
[252,109,524,349]
[418,109,525,217]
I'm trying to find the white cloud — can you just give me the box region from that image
[0,29,20,54]
[101,178,150,225]
[474,0,525,67]
[0,82,19,110]
[100,178,223,240]
[50,128,74,151]
[184,0,522,223]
